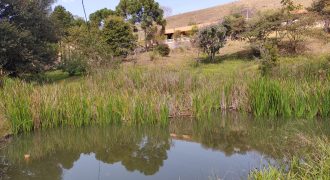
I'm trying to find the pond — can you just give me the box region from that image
[1,113,329,180]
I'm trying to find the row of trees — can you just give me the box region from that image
[0,0,166,76]
[52,0,167,75]
[1,0,329,76]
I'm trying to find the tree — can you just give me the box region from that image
[222,13,247,40]
[89,8,116,27]
[50,5,74,39]
[196,25,227,61]
[280,0,314,53]
[0,0,57,76]
[309,0,330,33]
[102,16,137,57]
[116,0,166,48]
[243,10,284,45]
[65,24,112,66]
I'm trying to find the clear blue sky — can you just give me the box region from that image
[54,0,236,18]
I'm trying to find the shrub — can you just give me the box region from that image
[154,44,170,57]
[60,52,89,76]
[149,51,159,61]
[102,16,137,57]
[260,42,279,76]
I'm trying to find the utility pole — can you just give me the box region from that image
[81,0,88,23]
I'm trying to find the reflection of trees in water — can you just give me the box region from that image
[1,126,171,179]
[2,114,329,179]
[122,136,170,175]
[94,128,170,175]
[170,113,330,158]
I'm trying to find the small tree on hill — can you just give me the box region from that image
[222,13,247,40]
[196,25,227,61]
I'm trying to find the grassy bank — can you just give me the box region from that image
[0,55,329,134]
[250,138,330,180]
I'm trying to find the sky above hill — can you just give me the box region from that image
[54,0,236,18]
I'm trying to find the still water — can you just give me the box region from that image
[1,113,329,180]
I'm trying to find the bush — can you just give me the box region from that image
[60,52,89,76]
[260,42,279,76]
[102,16,137,57]
[154,44,170,57]
[149,51,159,61]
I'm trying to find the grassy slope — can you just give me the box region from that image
[166,0,313,29]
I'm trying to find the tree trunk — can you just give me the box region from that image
[324,19,330,33]
[144,30,148,51]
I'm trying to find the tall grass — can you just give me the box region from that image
[249,138,330,180]
[0,55,329,134]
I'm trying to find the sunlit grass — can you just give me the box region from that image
[0,54,329,134]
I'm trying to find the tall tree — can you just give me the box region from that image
[51,5,74,39]
[116,0,166,48]
[0,0,57,76]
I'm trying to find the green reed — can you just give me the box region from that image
[0,55,329,134]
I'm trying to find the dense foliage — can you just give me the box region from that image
[60,52,89,76]
[154,44,170,57]
[102,16,137,57]
[0,0,57,76]
[89,8,116,27]
[50,5,74,39]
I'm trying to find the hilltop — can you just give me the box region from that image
[166,0,314,29]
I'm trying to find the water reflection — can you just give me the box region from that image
[1,113,329,180]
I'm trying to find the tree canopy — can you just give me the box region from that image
[51,5,75,39]
[116,0,166,48]
[89,8,116,27]
[102,16,137,57]
[0,0,57,75]
[223,13,247,40]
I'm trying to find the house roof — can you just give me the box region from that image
[165,21,219,34]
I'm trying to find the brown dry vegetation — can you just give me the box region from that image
[166,0,314,29]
